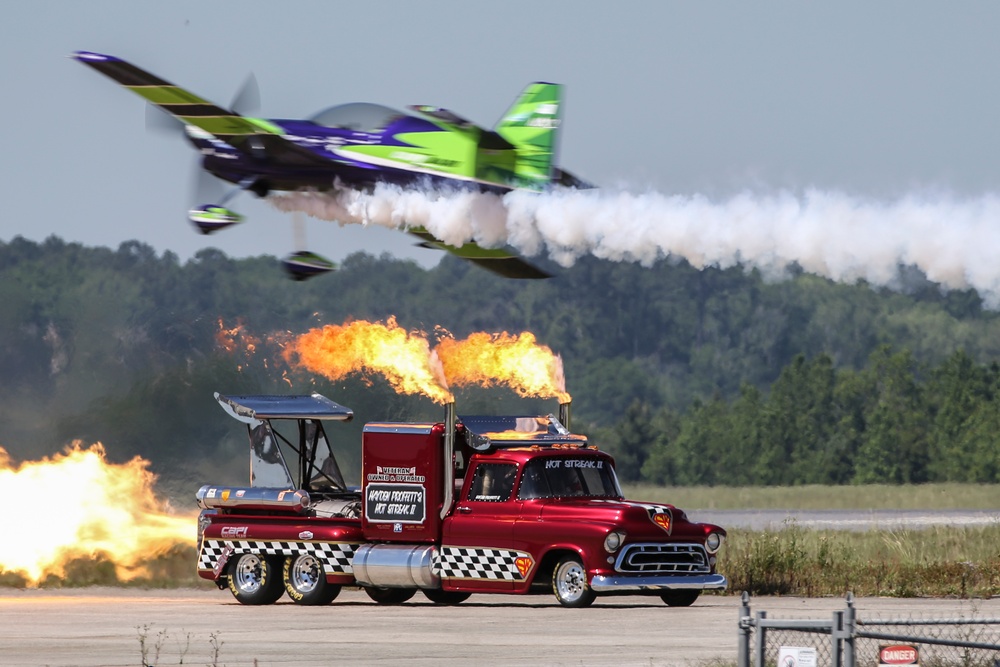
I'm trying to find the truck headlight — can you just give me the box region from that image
[604,530,626,553]
[705,532,723,554]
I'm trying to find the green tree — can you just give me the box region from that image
[851,347,930,484]
[607,400,655,482]
[924,350,996,481]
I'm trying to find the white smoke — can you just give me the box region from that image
[270,185,1000,306]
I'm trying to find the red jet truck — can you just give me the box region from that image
[197,393,727,608]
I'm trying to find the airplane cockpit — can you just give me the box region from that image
[309,103,406,132]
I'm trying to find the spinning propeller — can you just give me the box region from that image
[145,74,334,280]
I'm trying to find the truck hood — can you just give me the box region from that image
[537,498,722,540]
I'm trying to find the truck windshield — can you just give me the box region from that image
[517,457,622,500]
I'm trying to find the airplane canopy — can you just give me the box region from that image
[309,102,405,131]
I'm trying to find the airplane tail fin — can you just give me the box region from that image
[495,83,562,187]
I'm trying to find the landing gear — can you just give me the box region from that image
[188,205,243,234]
[281,250,336,281]
[188,177,260,234]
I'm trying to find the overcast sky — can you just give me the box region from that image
[4,1,1000,269]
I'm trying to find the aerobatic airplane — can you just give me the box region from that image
[73,50,591,280]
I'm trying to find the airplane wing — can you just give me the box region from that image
[72,51,329,168]
[407,227,551,279]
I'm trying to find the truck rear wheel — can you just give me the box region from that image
[423,589,471,605]
[363,586,416,605]
[552,556,596,608]
[227,553,284,605]
[660,590,700,607]
[283,554,341,605]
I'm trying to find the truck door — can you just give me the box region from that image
[441,462,527,592]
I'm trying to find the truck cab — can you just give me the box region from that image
[438,414,726,607]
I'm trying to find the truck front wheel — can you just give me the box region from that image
[363,586,416,605]
[227,553,284,605]
[552,557,596,608]
[283,554,341,605]
[660,590,700,607]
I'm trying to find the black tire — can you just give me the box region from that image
[227,553,285,605]
[423,589,471,605]
[363,586,416,605]
[551,556,596,608]
[283,554,341,606]
[660,590,700,607]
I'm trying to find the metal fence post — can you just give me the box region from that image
[754,610,768,667]
[738,592,752,667]
[832,610,845,667]
[843,593,855,667]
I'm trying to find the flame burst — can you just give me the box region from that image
[436,331,571,403]
[216,318,293,385]
[283,317,454,404]
[0,443,196,586]
[215,318,252,354]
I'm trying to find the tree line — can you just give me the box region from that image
[601,348,1000,485]
[1,235,999,488]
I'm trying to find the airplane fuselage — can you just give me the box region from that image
[186,105,523,196]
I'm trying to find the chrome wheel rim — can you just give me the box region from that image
[233,554,264,594]
[555,561,587,603]
[290,555,321,594]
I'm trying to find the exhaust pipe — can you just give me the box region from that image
[559,400,572,432]
[441,401,455,519]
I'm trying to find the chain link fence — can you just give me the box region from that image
[737,593,1000,667]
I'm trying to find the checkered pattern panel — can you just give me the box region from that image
[198,540,357,575]
[437,546,529,581]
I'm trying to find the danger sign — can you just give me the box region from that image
[879,645,919,666]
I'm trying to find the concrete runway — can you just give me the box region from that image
[3,587,998,667]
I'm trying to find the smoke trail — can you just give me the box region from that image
[271,185,1000,306]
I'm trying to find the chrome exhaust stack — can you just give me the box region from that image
[441,401,455,519]
[558,400,572,432]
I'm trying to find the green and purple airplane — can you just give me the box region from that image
[73,50,591,280]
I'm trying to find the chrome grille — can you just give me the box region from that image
[614,543,711,574]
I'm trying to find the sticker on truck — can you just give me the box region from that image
[365,483,426,524]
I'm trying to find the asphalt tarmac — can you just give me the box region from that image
[3,587,998,667]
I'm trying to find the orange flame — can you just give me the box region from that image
[0,443,196,586]
[435,331,571,403]
[216,318,292,381]
[215,318,239,353]
[283,317,454,404]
